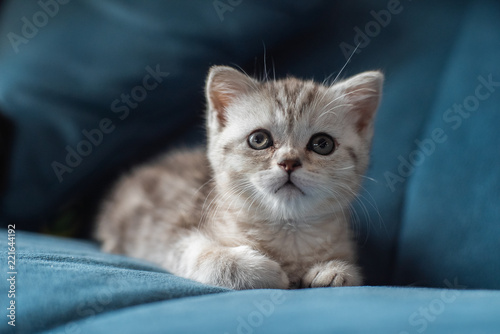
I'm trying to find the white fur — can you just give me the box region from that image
[96,67,384,290]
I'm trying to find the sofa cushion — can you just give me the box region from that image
[2,231,499,334]
[46,287,500,334]
[0,230,227,333]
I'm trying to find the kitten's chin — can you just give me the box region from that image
[274,181,305,197]
[265,189,314,221]
[250,175,323,220]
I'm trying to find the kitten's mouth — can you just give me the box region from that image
[275,180,305,195]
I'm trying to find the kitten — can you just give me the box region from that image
[95,66,383,290]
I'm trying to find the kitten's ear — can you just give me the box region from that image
[334,71,384,135]
[206,66,258,128]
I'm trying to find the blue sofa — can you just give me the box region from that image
[1,1,499,333]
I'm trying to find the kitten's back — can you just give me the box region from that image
[95,149,211,254]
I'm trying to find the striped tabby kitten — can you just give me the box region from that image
[96,66,383,290]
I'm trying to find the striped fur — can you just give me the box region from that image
[95,66,383,290]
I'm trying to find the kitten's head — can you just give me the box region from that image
[205,66,383,222]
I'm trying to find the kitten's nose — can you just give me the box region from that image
[278,159,302,173]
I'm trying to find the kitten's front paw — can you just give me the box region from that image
[196,245,289,290]
[301,260,362,288]
[230,246,290,290]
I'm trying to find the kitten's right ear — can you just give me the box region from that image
[333,71,384,136]
[206,66,258,128]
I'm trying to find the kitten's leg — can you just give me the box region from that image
[167,232,289,290]
[301,260,362,288]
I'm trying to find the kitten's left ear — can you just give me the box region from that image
[334,71,384,135]
[206,66,258,129]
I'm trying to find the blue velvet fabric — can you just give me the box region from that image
[1,231,500,334]
[392,0,500,289]
[0,231,227,333]
[0,0,499,332]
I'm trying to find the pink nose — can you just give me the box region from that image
[278,159,302,173]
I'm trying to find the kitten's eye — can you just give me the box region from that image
[308,133,336,155]
[248,130,273,150]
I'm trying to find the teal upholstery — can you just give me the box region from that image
[1,231,499,334]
